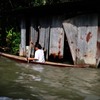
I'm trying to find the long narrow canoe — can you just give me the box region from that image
[0,52,90,68]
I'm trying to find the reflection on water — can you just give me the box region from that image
[0,56,100,100]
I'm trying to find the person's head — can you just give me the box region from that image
[34,43,42,50]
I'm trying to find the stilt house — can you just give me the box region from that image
[17,1,100,67]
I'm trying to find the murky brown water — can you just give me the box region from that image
[0,56,100,100]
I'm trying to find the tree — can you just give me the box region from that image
[0,0,85,53]
[0,0,84,14]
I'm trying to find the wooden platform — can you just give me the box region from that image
[0,52,90,68]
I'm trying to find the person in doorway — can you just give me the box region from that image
[27,43,45,63]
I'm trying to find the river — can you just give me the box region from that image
[0,56,100,100]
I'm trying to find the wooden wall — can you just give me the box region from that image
[20,14,100,67]
[63,14,98,66]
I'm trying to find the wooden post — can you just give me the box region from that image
[45,25,50,60]
[19,19,26,57]
[30,19,38,44]
[29,19,39,57]
[38,18,50,60]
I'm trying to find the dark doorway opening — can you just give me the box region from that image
[63,33,73,64]
[98,62,100,68]
[26,18,30,46]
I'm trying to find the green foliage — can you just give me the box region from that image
[0,0,84,53]
[34,0,46,6]
[6,28,20,54]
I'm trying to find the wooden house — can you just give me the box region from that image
[15,1,100,67]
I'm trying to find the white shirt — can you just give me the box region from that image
[34,49,45,63]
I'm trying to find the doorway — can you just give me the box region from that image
[63,33,73,64]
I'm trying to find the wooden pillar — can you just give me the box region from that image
[44,25,50,60]
[39,26,46,48]
[28,19,38,57]
[30,19,38,44]
[39,18,50,60]
[19,19,26,56]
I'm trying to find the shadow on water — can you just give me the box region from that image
[0,56,100,100]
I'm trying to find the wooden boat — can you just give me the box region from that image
[0,52,90,68]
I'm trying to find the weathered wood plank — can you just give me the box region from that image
[76,15,98,65]
[44,21,50,60]
[63,18,77,64]
[49,16,64,59]
[19,19,26,56]
[39,18,50,60]
[28,20,38,57]
[30,20,38,44]
[39,19,46,48]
